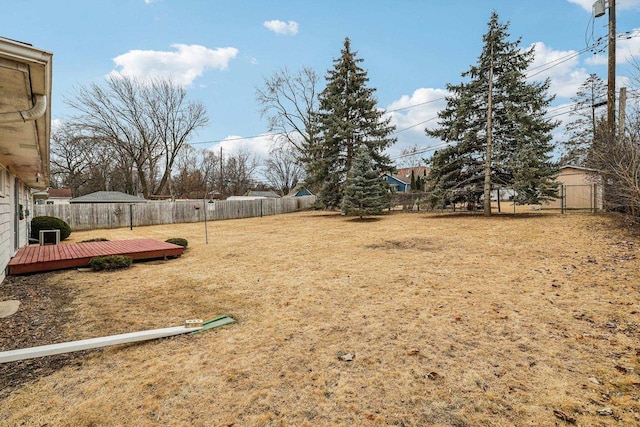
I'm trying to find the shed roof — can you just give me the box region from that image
[48,188,72,198]
[560,165,601,173]
[247,190,280,198]
[70,191,147,204]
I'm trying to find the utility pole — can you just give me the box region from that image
[607,0,616,137]
[219,146,224,197]
[619,87,627,137]
[593,0,616,137]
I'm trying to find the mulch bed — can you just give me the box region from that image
[0,273,89,400]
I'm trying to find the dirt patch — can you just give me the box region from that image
[367,237,437,251]
[0,273,90,399]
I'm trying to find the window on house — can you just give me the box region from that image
[46,200,54,205]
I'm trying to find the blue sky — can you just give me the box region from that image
[4,0,640,167]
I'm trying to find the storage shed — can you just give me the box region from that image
[543,165,603,211]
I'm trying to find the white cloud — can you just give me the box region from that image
[527,42,589,99]
[51,118,63,133]
[384,88,449,160]
[263,20,299,36]
[110,44,239,86]
[209,134,276,162]
[568,0,640,12]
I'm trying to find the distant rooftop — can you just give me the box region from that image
[70,191,147,204]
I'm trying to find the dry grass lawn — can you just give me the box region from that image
[1,210,640,426]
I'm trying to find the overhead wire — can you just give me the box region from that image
[185,29,640,148]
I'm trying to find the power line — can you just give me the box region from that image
[186,30,640,148]
[384,97,446,113]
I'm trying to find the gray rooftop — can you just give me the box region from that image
[70,191,148,204]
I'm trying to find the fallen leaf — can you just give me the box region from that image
[426,371,440,380]
[553,409,576,423]
[338,353,354,362]
[597,408,613,416]
[614,365,633,374]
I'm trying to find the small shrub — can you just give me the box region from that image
[80,238,110,243]
[88,255,132,271]
[30,216,72,241]
[165,238,188,248]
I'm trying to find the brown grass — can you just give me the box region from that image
[2,210,640,426]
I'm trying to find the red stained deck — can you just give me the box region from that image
[8,239,184,275]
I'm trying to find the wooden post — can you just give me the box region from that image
[619,87,627,137]
[129,204,133,230]
[204,198,208,244]
[607,0,616,136]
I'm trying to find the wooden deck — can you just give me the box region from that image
[8,239,184,275]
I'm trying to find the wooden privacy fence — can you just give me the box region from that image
[34,196,316,231]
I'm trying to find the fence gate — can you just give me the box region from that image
[558,184,601,213]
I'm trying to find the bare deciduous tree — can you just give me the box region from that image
[263,144,303,195]
[171,145,219,199]
[222,148,259,197]
[50,123,93,196]
[256,67,321,165]
[65,75,208,198]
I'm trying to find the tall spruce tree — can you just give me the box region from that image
[342,147,391,218]
[561,73,607,166]
[426,12,558,214]
[309,37,396,209]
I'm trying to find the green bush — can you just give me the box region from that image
[88,255,132,271]
[30,216,72,241]
[79,238,110,243]
[165,238,188,248]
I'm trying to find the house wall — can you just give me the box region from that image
[36,197,70,205]
[0,167,11,282]
[0,167,32,281]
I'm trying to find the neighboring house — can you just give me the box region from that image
[0,37,52,281]
[490,188,517,201]
[34,187,72,205]
[543,165,603,211]
[382,173,411,193]
[246,190,280,198]
[285,185,314,197]
[395,166,429,182]
[227,196,268,201]
[69,191,147,204]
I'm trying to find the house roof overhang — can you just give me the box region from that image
[0,37,52,190]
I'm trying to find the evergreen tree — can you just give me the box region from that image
[426,12,558,213]
[342,147,390,218]
[309,37,396,209]
[560,73,607,166]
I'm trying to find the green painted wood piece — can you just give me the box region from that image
[192,316,236,334]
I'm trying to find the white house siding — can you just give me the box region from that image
[0,168,32,282]
[0,168,11,282]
